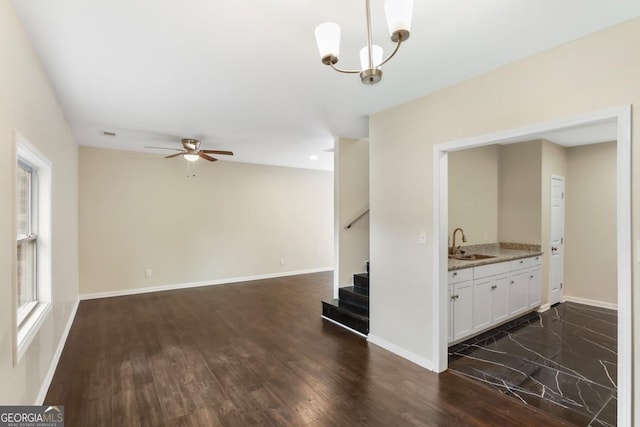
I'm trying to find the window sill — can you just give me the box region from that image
[17,301,38,327]
[16,302,51,364]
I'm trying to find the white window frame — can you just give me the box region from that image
[14,131,52,364]
[16,160,38,324]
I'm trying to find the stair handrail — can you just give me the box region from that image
[344,207,370,230]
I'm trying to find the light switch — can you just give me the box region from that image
[419,230,427,245]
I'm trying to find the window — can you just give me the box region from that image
[14,132,52,364]
[16,160,38,325]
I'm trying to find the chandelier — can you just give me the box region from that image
[314,0,414,85]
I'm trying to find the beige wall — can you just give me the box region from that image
[498,141,542,244]
[79,147,333,295]
[565,141,617,305]
[448,145,499,245]
[0,1,79,404]
[336,138,369,288]
[369,17,639,417]
[540,140,568,304]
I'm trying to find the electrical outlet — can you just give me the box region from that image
[280,259,285,266]
[145,269,152,278]
[483,231,488,241]
[419,230,427,245]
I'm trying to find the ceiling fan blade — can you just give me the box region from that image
[199,152,218,162]
[201,150,233,156]
[165,152,186,158]
[145,146,183,151]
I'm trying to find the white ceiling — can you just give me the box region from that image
[12,0,640,171]
[534,121,618,147]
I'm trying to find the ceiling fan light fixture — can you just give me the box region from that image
[184,153,199,162]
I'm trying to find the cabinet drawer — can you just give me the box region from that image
[510,258,530,271]
[448,268,473,284]
[530,255,542,266]
[474,262,509,279]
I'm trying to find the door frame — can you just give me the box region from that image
[432,105,631,425]
[548,174,565,307]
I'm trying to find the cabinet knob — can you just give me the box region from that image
[530,275,534,279]
[519,260,524,264]
[491,285,497,290]
[510,281,515,284]
[453,272,457,277]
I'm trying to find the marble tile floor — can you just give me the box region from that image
[448,302,617,426]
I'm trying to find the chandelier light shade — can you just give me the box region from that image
[183,153,199,162]
[315,22,341,64]
[359,45,383,71]
[384,0,413,41]
[314,0,414,85]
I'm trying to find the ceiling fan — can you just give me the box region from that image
[145,138,233,162]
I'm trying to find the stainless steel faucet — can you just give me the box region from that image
[450,228,467,255]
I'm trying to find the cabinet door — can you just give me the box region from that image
[528,267,541,308]
[473,278,492,332]
[447,285,454,343]
[508,271,528,316]
[491,275,510,324]
[453,281,473,341]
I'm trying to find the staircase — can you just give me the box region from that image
[322,264,369,336]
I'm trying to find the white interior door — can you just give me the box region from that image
[549,176,564,305]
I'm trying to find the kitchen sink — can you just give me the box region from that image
[448,253,496,261]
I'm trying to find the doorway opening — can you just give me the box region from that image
[432,105,631,425]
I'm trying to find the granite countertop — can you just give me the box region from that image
[448,242,543,271]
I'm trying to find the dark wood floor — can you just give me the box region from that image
[46,272,573,426]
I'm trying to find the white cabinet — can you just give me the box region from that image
[527,255,542,309]
[472,278,492,332]
[452,282,473,341]
[508,271,529,316]
[528,267,541,308]
[490,275,509,324]
[448,255,543,344]
[448,267,473,343]
[473,262,509,333]
[448,268,473,284]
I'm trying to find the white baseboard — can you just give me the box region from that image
[321,315,367,338]
[563,295,618,310]
[367,334,435,372]
[36,297,80,404]
[80,267,334,300]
